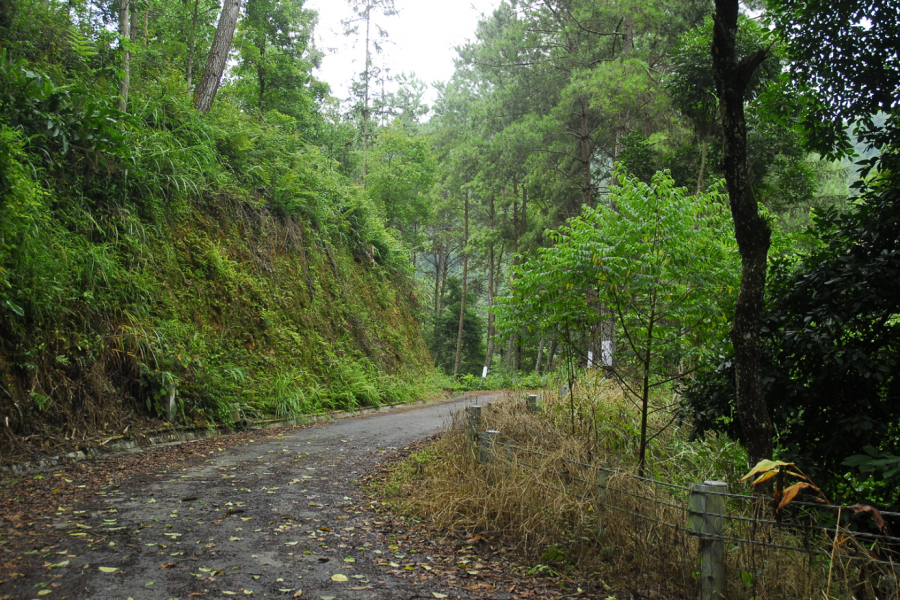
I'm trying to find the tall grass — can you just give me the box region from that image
[378,379,900,599]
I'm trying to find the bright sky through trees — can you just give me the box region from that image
[307,0,499,107]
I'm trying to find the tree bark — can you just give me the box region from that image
[712,0,774,465]
[483,195,497,377]
[510,179,520,373]
[544,339,558,373]
[433,249,442,319]
[118,0,131,113]
[194,0,242,115]
[362,4,372,185]
[453,195,469,378]
[186,0,200,87]
[579,96,592,207]
[535,334,545,373]
[696,132,708,195]
[130,4,138,42]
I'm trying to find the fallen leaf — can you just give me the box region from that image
[98,566,118,573]
[331,573,348,582]
[432,594,448,599]
[49,560,69,569]
[293,591,303,598]
[161,563,176,568]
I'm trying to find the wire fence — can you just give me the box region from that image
[463,401,900,600]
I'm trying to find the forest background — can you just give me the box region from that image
[0,0,898,512]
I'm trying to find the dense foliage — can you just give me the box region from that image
[682,167,900,505]
[0,0,433,456]
[1,0,899,515]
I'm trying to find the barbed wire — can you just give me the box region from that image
[475,426,900,569]
[472,408,900,569]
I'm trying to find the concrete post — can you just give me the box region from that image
[478,430,499,465]
[597,462,609,502]
[689,480,727,600]
[465,406,482,458]
[526,394,538,413]
[166,380,177,422]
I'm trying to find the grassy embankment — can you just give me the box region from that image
[0,6,438,462]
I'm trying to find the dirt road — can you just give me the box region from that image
[1,393,513,600]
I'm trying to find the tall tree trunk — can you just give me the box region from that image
[433,250,442,319]
[439,241,449,315]
[509,178,520,373]
[130,3,138,42]
[521,184,527,238]
[118,0,130,112]
[579,97,592,207]
[535,334,545,373]
[622,14,634,56]
[544,339,558,373]
[194,0,242,115]
[186,0,200,87]
[453,195,469,378]
[362,6,371,185]
[712,0,774,465]
[257,46,266,112]
[696,132,709,195]
[483,196,496,377]
[483,243,495,377]
[637,307,655,477]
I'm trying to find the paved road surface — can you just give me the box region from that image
[7,393,503,600]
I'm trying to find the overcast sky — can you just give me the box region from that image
[305,0,500,108]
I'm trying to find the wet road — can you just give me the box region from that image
[8,393,502,600]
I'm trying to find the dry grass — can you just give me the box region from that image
[379,376,900,599]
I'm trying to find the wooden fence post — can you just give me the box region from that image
[689,480,727,600]
[478,430,499,465]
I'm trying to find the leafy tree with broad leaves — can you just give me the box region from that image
[683,0,899,500]
[765,0,900,168]
[496,170,740,473]
[682,166,900,505]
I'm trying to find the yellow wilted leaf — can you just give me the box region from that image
[98,566,118,573]
[740,459,794,481]
[331,573,348,582]
[777,482,816,511]
[750,470,779,487]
